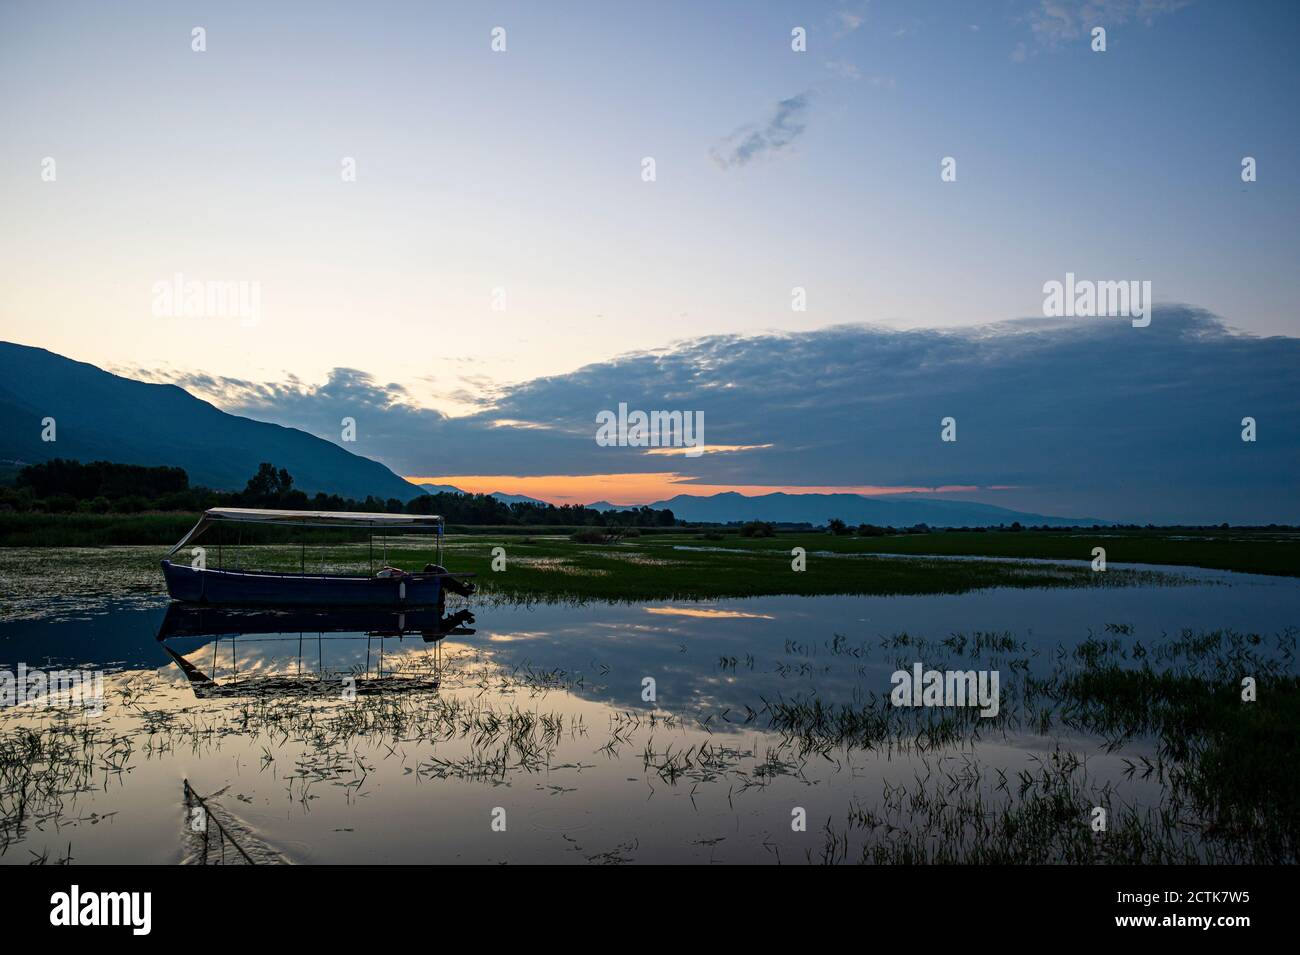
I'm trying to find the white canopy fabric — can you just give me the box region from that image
[167,508,442,557]
[204,508,441,525]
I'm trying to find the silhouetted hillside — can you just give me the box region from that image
[0,341,421,501]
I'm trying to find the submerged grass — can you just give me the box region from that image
[765,626,1299,864]
[3,618,1295,863]
[829,749,1211,865]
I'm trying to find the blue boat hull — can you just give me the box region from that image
[161,560,443,608]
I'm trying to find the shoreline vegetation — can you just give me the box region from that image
[0,459,678,530]
[0,530,1291,614]
[1,460,1297,604]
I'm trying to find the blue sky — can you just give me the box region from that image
[1,1,1297,520]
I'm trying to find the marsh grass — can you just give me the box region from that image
[2,617,1295,863]
[360,537,1184,603]
[0,537,1186,623]
[0,714,110,854]
[3,525,1289,615]
[826,749,1211,864]
[767,626,1299,863]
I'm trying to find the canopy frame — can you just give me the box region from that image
[167,507,445,568]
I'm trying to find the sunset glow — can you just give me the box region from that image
[403,472,993,506]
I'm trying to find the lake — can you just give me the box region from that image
[1,563,1296,864]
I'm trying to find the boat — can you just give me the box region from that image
[160,507,475,608]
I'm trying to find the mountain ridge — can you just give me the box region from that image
[635,490,1105,527]
[0,341,422,501]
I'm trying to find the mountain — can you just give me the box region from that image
[411,484,557,508]
[0,341,422,501]
[412,482,468,495]
[489,491,549,506]
[640,491,1105,527]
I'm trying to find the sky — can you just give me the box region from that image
[2,1,1298,521]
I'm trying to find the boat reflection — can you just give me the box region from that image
[155,604,475,699]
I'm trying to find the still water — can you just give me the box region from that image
[1,565,1296,864]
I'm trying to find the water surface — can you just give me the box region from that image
[1,564,1295,864]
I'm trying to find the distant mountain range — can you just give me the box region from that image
[637,491,1103,527]
[411,483,469,495]
[487,491,550,506]
[427,486,1100,527]
[0,342,1104,526]
[411,482,549,507]
[0,342,421,501]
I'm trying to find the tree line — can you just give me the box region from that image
[1,459,677,528]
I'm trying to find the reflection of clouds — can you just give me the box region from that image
[643,607,775,620]
[180,635,439,682]
[456,579,1300,723]
[486,631,549,643]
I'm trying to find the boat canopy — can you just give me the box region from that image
[167,508,443,557]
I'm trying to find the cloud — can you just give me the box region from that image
[130,365,455,470]
[644,443,774,457]
[834,9,866,34]
[824,59,861,80]
[147,309,1300,524]
[710,92,813,170]
[1025,0,1192,46]
[825,60,895,87]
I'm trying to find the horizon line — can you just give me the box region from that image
[403,473,1016,508]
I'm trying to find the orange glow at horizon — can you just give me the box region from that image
[403,472,992,506]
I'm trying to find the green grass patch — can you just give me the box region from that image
[306,535,1178,602]
[2,523,1295,602]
